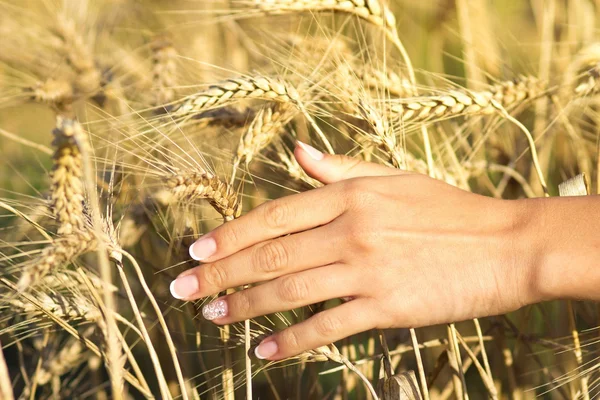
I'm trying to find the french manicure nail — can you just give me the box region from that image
[170,275,200,299]
[297,141,324,161]
[255,340,279,360]
[189,236,217,261]
[202,299,228,320]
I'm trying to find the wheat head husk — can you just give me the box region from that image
[168,172,242,221]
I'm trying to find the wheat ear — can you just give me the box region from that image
[36,333,91,385]
[235,104,294,167]
[51,116,89,236]
[250,0,397,38]
[52,14,102,95]
[358,66,412,97]
[27,78,74,113]
[17,117,94,290]
[16,231,96,291]
[168,172,242,222]
[231,104,296,183]
[358,100,403,168]
[170,75,299,118]
[389,76,542,123]
[151,35,177,106]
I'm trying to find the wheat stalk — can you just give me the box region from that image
[299,343,379,399]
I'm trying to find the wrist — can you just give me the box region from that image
[517,196,600,303]
[503,198,547,307]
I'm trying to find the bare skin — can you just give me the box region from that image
[170,141,600,360]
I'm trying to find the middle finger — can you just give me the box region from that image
[202,263,359,323]
[170,223,344,300]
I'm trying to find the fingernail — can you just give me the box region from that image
[189,236,217,261]
[202,298,228,320]
[297,141,324,161]
[170,275,200,299]
[255,340,279,360]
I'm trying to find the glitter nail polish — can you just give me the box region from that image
[202,299,228,320]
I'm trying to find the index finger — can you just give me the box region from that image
[188,183,348,262]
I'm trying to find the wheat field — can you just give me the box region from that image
[0,0,599,399]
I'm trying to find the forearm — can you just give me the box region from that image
[522,196,600,302]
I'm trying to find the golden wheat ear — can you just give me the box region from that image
[167,172,242,222]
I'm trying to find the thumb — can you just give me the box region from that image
[294,141,405,184]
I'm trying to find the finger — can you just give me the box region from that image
[295,141,406,184]
[188,184,347,262]
[254,298,378,360]
[201,264,357,323]
[170,224,344,299]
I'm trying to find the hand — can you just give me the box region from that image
[169,141,540,360]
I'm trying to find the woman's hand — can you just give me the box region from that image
[170,141,542,360]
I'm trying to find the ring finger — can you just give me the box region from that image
[202,263,359,323]
[170,223,346,300]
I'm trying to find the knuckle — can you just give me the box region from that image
[278,275,309,303]
[346,220,378,253]
[278,328,301,350]
[341,179,371,207]
[231,291,251,316]
[219,225,240,245]
[262,201,292,230]
[202,263,228,289]
[254,241,288,274]
[313,314,343,337]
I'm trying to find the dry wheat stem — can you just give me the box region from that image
[409,328,430,400]
[0,278,152,397]
[0,340,13,400]
[120,250,189,400]
[456,333,498,400]
[473,318,493,388]
[75,117,125,399]
[113,259,171,400]
[168,172,242,221]
[299,343,379,399]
